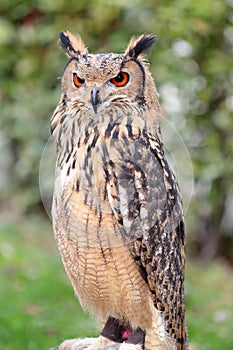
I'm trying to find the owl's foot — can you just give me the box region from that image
[100,316,144,347]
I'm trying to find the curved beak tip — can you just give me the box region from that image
[93,103,98,114]
[91,86,99,114]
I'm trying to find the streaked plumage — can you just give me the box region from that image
[51,31,188,350]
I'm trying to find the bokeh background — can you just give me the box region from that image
[0,1,232,349]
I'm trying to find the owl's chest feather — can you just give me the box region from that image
[54,229,153,328]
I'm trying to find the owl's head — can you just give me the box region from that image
[58,31,159,117]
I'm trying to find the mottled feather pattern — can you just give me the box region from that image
[51,31,188,350]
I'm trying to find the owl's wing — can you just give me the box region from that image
[105,130,187,349]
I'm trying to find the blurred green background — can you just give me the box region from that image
[0,0,232,349]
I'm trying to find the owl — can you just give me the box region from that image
[51,31,188,350]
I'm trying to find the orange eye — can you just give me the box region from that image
[73,73,85,88]
[110,72,129,87]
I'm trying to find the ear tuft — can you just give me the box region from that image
[59,30,87,57]
[125,34,156,59]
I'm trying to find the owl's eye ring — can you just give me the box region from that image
[110,72,129,87]
[73,73,85,88]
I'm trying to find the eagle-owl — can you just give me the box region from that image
[51,31,188,350]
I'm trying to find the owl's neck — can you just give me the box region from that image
[51,101,161,167]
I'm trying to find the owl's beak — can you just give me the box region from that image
[91,85,100,114]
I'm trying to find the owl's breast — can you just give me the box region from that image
[53,159,121,254]
[53,124,132,246]
[54,224,153,328]
[53,182,122,248]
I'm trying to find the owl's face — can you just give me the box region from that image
[59,31,159,116]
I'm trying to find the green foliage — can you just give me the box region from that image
[186,261,233,349]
